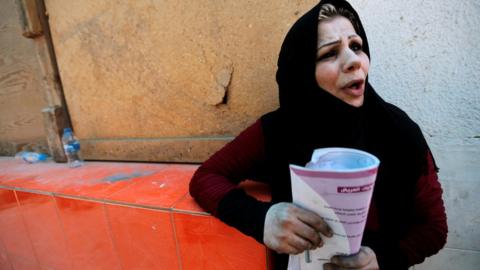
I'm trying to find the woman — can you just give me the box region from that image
[190,0,447,269]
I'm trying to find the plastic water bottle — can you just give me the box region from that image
[15,151,49,163]
[62,128,84,168]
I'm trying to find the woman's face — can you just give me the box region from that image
[315,16,369,107]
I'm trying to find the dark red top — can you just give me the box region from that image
[190,119,447,267]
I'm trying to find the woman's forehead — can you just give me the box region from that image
[317,16,358,44]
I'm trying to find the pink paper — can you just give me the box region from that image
[287,148,380,270]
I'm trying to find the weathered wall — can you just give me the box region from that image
[44,0,321,161]
[45,0,318,139]
[352,0,480,269]
[0,0,48,154]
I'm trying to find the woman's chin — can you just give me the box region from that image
[344,95,364,107]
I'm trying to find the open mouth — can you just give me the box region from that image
[343,79,364,90]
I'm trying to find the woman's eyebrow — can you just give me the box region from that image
[317,34,360,50]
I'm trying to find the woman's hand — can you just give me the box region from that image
[263,202,333,254]
[324,246,379,270]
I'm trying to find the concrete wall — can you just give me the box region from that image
[353,0,480,269]
[0,0,48,154]
[43,0,322,162]
[44,0,318,137]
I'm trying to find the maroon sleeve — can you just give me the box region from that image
[189,119,267,216]
[399,151,448,265]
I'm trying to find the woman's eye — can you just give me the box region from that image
[350,42,363,52]
[317,51,337,61]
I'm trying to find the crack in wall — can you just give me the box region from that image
[216,65,233,105]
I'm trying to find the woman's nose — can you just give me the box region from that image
[342,50,361,72]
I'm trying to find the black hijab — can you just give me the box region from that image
[260,0,436,268]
